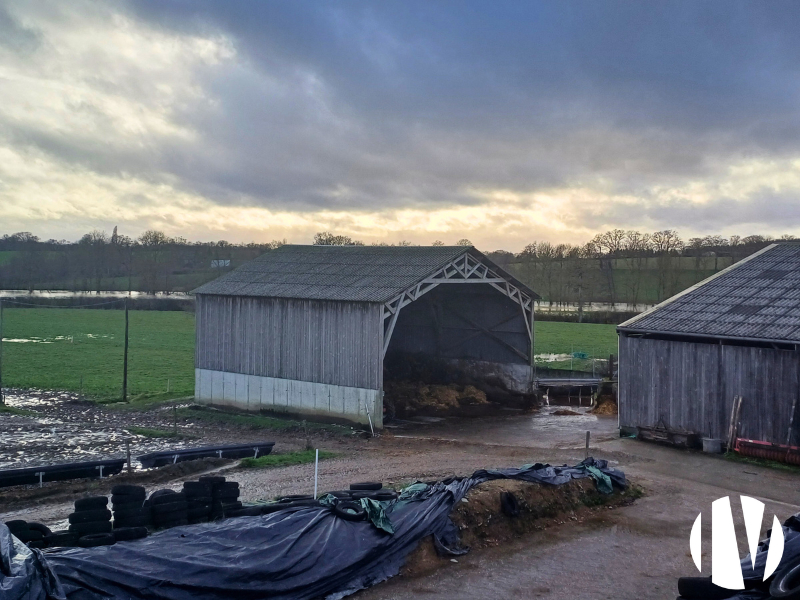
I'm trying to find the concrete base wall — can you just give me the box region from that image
[195,369,383,429]
[447,359,534,394]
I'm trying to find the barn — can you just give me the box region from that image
[617,243,800,456]
[192,245,539,428]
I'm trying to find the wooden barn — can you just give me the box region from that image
[618,243,800,456]
[193,245,538,428]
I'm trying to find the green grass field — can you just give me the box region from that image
[533,321,618,371]
[0,308,195,402]
[0,308,617,402]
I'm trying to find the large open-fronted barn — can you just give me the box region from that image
[618,243,800,455]
[192,245,539,428]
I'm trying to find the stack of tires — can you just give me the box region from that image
[183,480,213,524]
[204,476,241,520]
[148,490,189,529]
[69,496,115,548]
[111,485,149,542]
[4,520,53,549]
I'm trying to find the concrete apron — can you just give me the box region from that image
[194,368,383,429]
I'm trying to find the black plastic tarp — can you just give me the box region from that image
[0,524,64,600]
[4,458,625,600]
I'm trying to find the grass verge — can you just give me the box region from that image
[179,406,353,435]
[723,451,800,474]
[240,449,337,469]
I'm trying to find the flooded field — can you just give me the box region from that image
[1,390,235,470]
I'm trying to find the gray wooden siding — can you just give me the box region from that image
[619,335,800,444]
[196,295,383,390]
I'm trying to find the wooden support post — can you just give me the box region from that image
[122,298,129,402]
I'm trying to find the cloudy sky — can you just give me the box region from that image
[1,1,799,250]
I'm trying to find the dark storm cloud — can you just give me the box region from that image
[6,0,800,218]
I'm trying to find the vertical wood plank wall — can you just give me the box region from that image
[619,334,800,444]
[196,295,383,390]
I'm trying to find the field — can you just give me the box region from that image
[0,309,618,401]
[0,308,195,402]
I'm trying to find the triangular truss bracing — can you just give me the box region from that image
[380,252,534,358]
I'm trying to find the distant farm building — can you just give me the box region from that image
[193,245,538,428]
[618,243,800,456]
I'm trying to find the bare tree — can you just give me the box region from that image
[456,238,473,247]
[313,232,364,246]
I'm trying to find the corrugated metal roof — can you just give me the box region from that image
[193,245,537,303]
[619,243,800,343]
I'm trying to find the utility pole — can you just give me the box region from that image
[122,298,129,402]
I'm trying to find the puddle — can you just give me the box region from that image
[0,390,198,470]
[1,334,113,344]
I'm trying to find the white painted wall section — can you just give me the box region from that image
[195,369,382,428]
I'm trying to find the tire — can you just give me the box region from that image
[15,530,43,543]
[74,496,108,511]
[69,509,111,524]
[260,504,286,515]
[114,515,150,529]
[186,496,213,505]
[27,540,45,549]
[70,521,113,535]
[113,506,150,520]
[154,518,188,529]
[45,532,79,548]
[113,527,147,542]
[27,522,52,537]
[4,520,27,533]
[151,491,185,506]
[111,495,144,507]
[199,475,226,484]
[349,482,382,491]
[333,500,367,521]
[152,500,188,514]
[770,555,800,599]
[183,482,212,495]
[678,577,738,599]
[78,533,115,548]
[227,507,262,517]
[187,507,211,519]
[500,491,520,518]
[278,495,314,503]
[148,489,180,504]
[214,492,239,502]
[111,485,145,497]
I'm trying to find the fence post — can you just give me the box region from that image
[122,298,129,402]
[0,298,4,405]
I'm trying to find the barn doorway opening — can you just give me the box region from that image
[382,283,538,421]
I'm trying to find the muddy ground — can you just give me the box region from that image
[2,391,800,599]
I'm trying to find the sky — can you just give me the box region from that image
[1,1,799,251]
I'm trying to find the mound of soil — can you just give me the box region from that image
[590,396,618,416]
[552,409,582,416]
[402,478,641,578]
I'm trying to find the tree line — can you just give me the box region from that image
[0,228,795,301]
